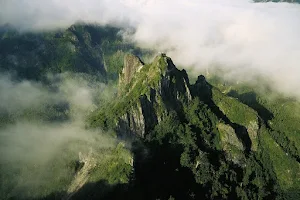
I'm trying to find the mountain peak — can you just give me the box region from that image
[152,53,177,74]
[118,53,178,95]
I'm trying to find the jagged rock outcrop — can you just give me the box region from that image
[116,54,194,137]
[119,54,144,91]
[92,53,258,158]
[88,53,300,198]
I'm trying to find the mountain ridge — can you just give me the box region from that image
[1,24,300,200]
[88,52,300,199]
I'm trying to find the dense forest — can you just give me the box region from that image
[1,23,300,200]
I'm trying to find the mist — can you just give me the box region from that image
[1,1,300,198]
[129,0,300,98]
[0,73,118,199]
[2,0,300,97]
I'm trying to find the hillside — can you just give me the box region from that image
[0,24,150,82]
[0,24,300,200]
[89,54,300,199]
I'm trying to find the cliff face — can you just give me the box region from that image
[119,54,144,89]
[116,54,194,137]
[89,54,300,199]
[101,53,258,157]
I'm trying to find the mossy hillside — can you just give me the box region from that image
[209,75,300,160]
[0,24,152,83]
[182,97,221,151]
[89,56,163,128]
[88,54,300,199]
[217,123,245,162]
[91,54,258,153]
[207,75,300,133]
[211,87,259,150]
[0,134,132,200]
[5,23,300,199]
[207,75,300,196]
[258,127,300,195]
[266,99,300,140]
[68,144,133,200]
[89,54,186,131]
[88,143,133,185]
[254,96,300,161]
[212,87,258,127]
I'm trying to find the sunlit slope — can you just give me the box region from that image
[89,54,300,199]
[208,75,300,197]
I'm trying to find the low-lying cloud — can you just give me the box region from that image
[0,73,117,199]
[2,0,299,97]
[0,0,299,197]
[129,0,300,97]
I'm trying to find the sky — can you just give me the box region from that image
[0,0,300,96]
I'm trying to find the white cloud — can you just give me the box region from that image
[1,0,300,97]
[0,0,137,30]
[0,74,56,113]
[131,0,300,97]
[0,73,117,198]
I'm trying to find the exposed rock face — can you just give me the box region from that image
[88,53,300,198]
[217,123,245,165]
[118,92,159,138]
[119,54,144,89]
[103,53,259,159]
[247,121,259,151]
[218,123,244,150]
[119,102,146,137]
[117,54,193,137]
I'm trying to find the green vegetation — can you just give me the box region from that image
[1,24,300,200]
[212,88,258,127]
[89,143,132,185]
[0,24,152,83]
[208,75,300,198]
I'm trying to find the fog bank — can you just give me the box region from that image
[2,0,299,97]
[0,73,117,199]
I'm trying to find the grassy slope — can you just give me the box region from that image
[0,24,152,82]
[0,25,137,200]
[208,75,300,195]
[89,55,167,129]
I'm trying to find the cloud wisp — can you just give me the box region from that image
[0,73,117,198]
[1,0,300,97]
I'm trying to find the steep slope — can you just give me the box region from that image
[208,76,300,197]
[91,54,258,156]
[91,54,194,136]
[1,23,300,199]
[0,24,140,200]
[0,24,150,82]
[89,54,300,199]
